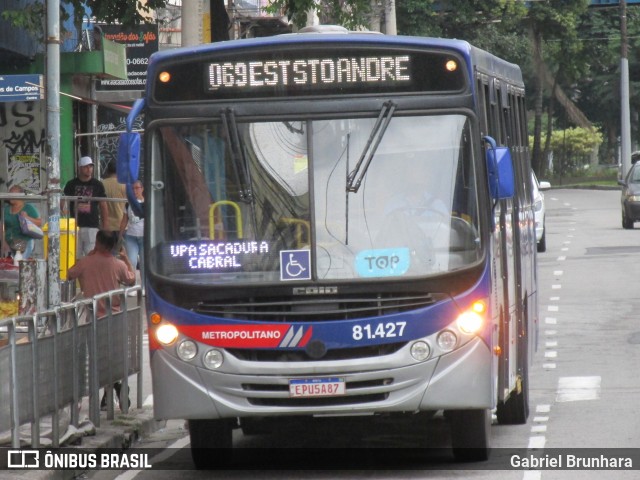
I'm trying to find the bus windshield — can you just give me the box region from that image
[149,113,481,283]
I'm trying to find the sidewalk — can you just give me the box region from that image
[3,289,164,479]
[4,405,165,480]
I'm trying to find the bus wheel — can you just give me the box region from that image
[188,419,234,469]
[448,409,491,462]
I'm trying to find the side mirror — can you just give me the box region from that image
[538,180,551,190]
[117,132,140,183]
[484,136,515,200]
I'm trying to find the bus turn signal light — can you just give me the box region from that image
[159,71,171,83]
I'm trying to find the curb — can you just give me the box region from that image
[5,407,166,480]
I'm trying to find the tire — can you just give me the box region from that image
[188,419,235,469]
[622,211,634,229]
[449,409,491,462]
[537,224,546,253]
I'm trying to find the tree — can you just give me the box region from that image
[2,0,169,46]
[266,0,373,30]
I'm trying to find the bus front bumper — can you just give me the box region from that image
[149,336,493,420]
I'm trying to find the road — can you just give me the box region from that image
[88,188,640,479]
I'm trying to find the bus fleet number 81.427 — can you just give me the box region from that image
[352,321,407,341]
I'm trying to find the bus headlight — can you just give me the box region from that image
[410,341,431,361]
[156,324,179,345]
[456,301,486,334]
[177,340,198,361]
[203,349,224,370]
[437,330,457,352]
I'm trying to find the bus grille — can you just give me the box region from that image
[243,378,392,407]
[228,342,405,362]
[192,292,439,321]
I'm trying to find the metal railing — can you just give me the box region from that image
[0,285,143,448]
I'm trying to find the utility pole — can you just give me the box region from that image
[621,0,632,178]
[182,0,203,46]
[385,0,397,35]
[46,0,61,307]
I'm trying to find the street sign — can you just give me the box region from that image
[0,74,43,102]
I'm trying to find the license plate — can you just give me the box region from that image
[289,377,346,398]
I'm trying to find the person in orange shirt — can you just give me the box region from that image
[67,230,136,411]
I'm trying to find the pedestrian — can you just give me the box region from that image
[119,180,144,296]
[102,161,126,241]
[2,184,43,259]
[63,156,108,256]
[67,229,136,410]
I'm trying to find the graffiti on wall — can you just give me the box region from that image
[0,102,45,189]
[8,153,41,192]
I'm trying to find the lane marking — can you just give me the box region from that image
[545,341,557,348]
[528,435,546,449]
[523,472,542,480]
[547,305,559,312]
[544,351,557,358]
[545,317,557,325]
[556,376,601,402]
[557,256,567,261]
[536,405,551,413]
[553,270,563,276]
[114,435,191,480]
[552,284,561,289]
[543,363,556,369]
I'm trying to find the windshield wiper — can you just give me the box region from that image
[221,108,253,203]
[221,108,259,238]
[346,100,396,193]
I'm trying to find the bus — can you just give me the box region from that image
[119,26,538,467]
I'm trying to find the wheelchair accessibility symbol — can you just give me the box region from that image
[280,250,311,281]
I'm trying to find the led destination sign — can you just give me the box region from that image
[206,55,411,91]
[152,46,467,102]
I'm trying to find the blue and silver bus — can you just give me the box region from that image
[120,26,538,467]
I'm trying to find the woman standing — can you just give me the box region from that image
[119,181,144,295]
[2,184,42,259]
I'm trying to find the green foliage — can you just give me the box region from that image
[530,127,603,175]
[85,0,168,27]
[2,0,167,43]
[1,2,50,41]
[266,0,372,30]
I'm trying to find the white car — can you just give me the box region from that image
[532,172,551,252]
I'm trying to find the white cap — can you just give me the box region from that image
[78,156,94,167]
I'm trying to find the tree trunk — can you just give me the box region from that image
[530,27,544,176]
